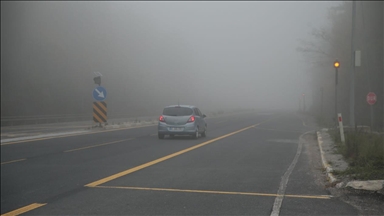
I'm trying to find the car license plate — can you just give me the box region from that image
[169,127,183,131]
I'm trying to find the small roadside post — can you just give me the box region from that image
[366,92,377,131]
[338,113,345,144]
[93,72,107,127]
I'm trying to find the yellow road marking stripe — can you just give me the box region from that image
[64,138,134,153]
[94,186,331,200]
[1,158,26,165]
[85,116,280,187]
[1,124,157,146]
[1,203,46,216]
[85,124,257,187]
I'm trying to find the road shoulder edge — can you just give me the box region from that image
[316,130,384,194]
[316,131,338,184]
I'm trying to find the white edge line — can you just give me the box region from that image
[1,124,157,145]
[1,130,89,143]
[270,130,314,216]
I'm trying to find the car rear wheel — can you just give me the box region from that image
[158,134,165,139]
[192,130,199,139]
[201,129,206,137]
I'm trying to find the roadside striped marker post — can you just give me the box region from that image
[93,102,107,126]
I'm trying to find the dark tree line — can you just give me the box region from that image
[297,1,383,130]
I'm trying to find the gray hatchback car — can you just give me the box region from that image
[158,105,207,139]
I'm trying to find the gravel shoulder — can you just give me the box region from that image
[302,131,384,216]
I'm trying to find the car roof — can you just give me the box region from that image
[164,105,196,109]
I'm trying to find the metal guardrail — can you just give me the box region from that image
[1,109,258,127]
[1,114,93,127]
[1,114,159,127]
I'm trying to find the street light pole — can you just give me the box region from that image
[334,60,340,126]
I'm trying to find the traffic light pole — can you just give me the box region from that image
[335,68,338,126]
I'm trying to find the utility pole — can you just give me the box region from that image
[349,1,356,129]
[321,87,324,119]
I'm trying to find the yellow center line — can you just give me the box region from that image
[1,158,26,165]
[85,116,280,188]
[1,203,47,216]
[1,124,156,146]
[64,138,134,153]
[93,185,331,200]
[85,124,258,187]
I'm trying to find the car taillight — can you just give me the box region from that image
[159,115,165,122]
[187,116,195,122]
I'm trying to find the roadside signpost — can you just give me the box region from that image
[93,86,107,102]
[93,101,107,124]
[366,92,376,131]
[92,74,107,127]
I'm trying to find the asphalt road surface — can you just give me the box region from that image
[1,112,358,215]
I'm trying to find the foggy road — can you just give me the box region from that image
[1,112,357,215]
[1,1,382,215]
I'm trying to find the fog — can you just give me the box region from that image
[1,1,339,117]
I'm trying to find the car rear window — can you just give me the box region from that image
[163,107,193,116]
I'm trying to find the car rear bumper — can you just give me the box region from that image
[158,122,196,135]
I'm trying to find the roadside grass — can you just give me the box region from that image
[329,129,384,180]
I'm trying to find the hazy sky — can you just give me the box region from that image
[120,1,338,110]
[1,1,340,115]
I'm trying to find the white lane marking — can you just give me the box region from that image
[270,130,314,216]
